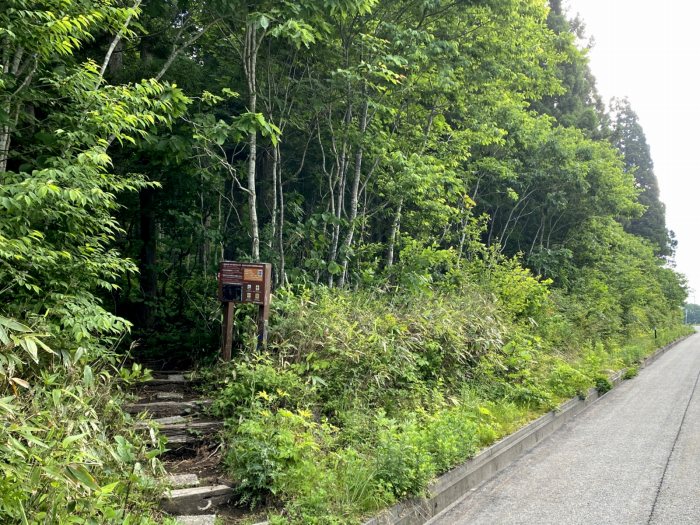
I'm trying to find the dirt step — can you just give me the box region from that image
[161,484,234,515]
[125,400,212,418]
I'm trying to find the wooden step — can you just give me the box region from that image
[161,484,233,515]
[161,419,223,435]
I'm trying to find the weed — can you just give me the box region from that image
[623,366,639,380]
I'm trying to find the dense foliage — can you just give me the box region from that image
[1,0,183,522]
[204,279,688,522]
[0,0,690,523]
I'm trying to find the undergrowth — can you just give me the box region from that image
[0,340,171,524]
[203,277,692,524]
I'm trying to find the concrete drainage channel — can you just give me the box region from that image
[364,335,693,525]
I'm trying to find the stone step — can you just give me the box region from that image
[174,516,217,525]
[152,371,192,380]
[168,473,200,489]
[125,399,212,418]
[161,484,233,515]
[151,370,192,376]
[137,415,191,427]
[162,420,223,446]
[140,372,201,393]
[156,391,185,400]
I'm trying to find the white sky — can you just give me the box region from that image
[565,0,700,301]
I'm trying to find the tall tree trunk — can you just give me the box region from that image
[328,105,351,286]
[276,144,286,286]
[0,46,37,175]
[338,98,368,287]
[270,145,278,249]
[244,21,260,261]
[269,144,279,283]
[139,188,158,328]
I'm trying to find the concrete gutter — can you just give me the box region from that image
[364,334,693,525]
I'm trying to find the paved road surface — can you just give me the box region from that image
[428,334,700,525]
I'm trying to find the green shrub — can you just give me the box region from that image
[223,407,332,508]
[547,361,592,398]
[210,355,309,420]
[623,366,639,380]
[595,376,613,395]
[0,363,166,524]
[372,414,436,498]
[423,409,480,472]
[330,448,394,516]
[207,283,689,524]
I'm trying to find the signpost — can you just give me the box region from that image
[218,261,272,360]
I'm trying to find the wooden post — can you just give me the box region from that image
[257,303,269,347]
[222,301,235,361]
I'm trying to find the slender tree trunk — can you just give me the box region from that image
[386,200,403,269]
[328,105,351,286]
[139,188,158,328]
[244,22,260,261]
[155,21,216,81]
[201,184,212,276]
[1,46,37,175]
[0,121,10,175]
[487,206,499,247]
[97,0,141,87]
[276,144,286,285]
[338,98,368,287]
[270,145,278,249]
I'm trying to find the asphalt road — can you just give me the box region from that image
[428,334,700,525]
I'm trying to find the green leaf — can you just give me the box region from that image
[62,434,87,448]
[99,481,120,494]
[22,338,39,362]
[83,365,94,387]
[328,261,342,275]
[0,316,31,333]
[66,465,100,491]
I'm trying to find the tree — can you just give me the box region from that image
[610,97,674,257]
[532,0,609,138]
[0,0,188,370]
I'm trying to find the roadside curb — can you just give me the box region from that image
[364,334,694,525]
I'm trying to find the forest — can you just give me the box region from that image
[0,0,691,523]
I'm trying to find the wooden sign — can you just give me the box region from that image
[218,261,272,360]
[218,261,271,305]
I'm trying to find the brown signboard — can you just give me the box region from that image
[218,261,271,305]
[218,261,272,359]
